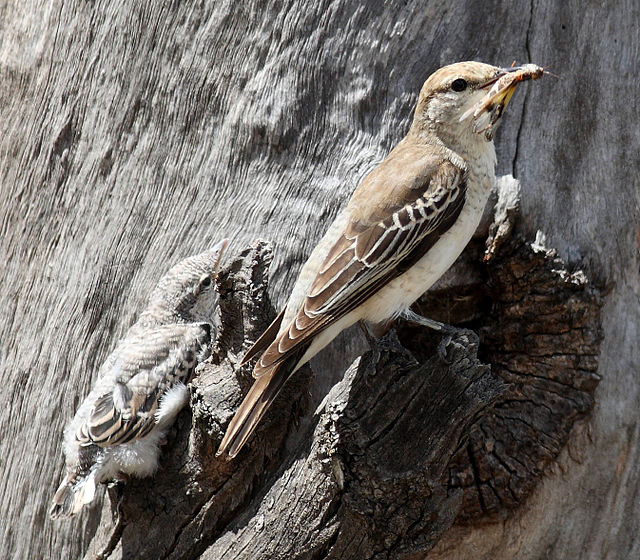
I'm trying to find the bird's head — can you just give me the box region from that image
[142,238,228,325]
[411,61,543,153]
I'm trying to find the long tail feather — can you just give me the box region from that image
[217,362,292,458]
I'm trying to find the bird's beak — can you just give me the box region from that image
[481,64,542,109]
[210,238,229,277]
[463,64,544,140]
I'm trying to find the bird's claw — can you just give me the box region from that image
[437,328,479,364]
[437,334,454,363]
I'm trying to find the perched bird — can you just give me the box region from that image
[217,62,543,459]
[50,240,227,518]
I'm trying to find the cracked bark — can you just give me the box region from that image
[400,179,602,524]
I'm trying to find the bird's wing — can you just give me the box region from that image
[256,158,466,375]
[75,323,211,447]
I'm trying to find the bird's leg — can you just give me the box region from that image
[399,308,459,334]
[114,488,126,528]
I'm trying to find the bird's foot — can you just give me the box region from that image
[435,331,478,364]
[358,320,379,347]
[399,309,476,363]
[358,320,404,354]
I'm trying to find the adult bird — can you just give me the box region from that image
[218,61,543,458]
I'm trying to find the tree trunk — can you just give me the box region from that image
[1,1,637,559]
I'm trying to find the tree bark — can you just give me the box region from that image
[1,1,637,559]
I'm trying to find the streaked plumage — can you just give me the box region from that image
[218,61,543,458]
[51,240,227,518]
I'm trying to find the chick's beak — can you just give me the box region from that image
[211,238,229,278]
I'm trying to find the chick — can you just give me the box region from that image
[50,240,227,518]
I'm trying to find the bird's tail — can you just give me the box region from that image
[217,361,293,458]
[50,469,98,519]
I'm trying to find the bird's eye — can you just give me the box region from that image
[199,275,212,288]
[451,78,468,92]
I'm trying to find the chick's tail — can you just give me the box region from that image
[50,469,98,519]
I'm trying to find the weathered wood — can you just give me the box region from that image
[399,181,603,523]
[202,331,503,560]
[0,1,638,559]
[77,218,600,559]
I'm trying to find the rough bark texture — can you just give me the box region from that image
[1,1,637,559]
[399,180,603,524]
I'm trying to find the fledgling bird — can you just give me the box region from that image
[50,239,228,518]
[217,61,544,458]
